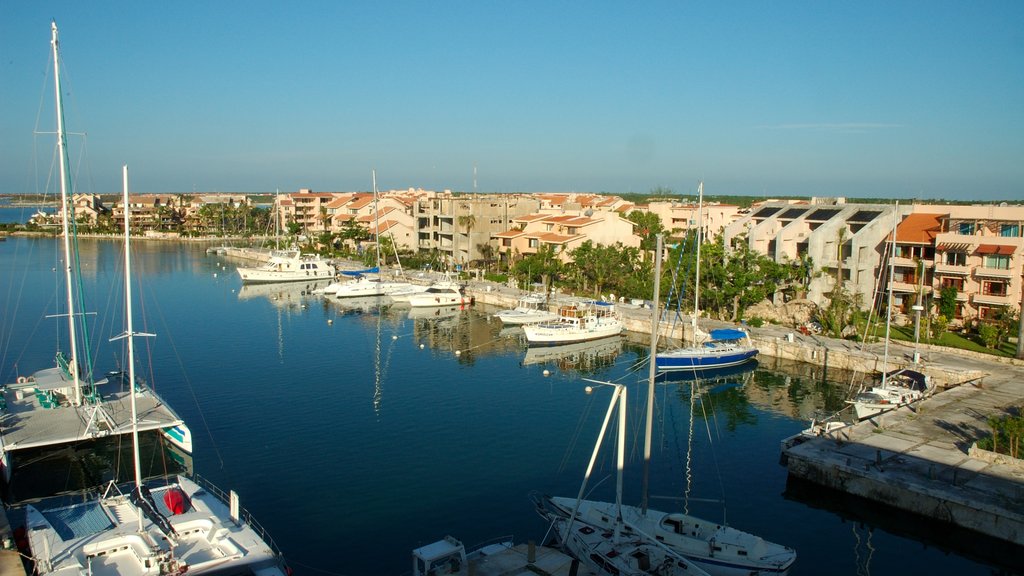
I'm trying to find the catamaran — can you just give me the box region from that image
[25,158,288,575]
[2,22,191,482]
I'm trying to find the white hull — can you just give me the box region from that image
[334,276,412,298]
[547,497,795,576]
[523,317,622,344]
[27,475,286,575]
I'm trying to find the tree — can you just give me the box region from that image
[457,214,476,264]
[512,244,562,293]
[477,242,495,273]
[626,210,664,253]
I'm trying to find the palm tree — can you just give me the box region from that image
[457,214,476,265]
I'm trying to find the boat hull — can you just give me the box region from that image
[522,320,622,345]
[237,268,335,283]
[655,347,758,371]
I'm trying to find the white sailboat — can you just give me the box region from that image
[521,300,622,345]
[536,236,796,576]
[334,171,414,298]
[534,382,709,576]
[847,203,930,420]
[25,161,288,576]
[655,182,757,372]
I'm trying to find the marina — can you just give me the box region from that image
[0,237,1020,574]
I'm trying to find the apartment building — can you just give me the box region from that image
[646,200,743,240]
[494,210,640,264]
[414,192,540,265]
[909,204,1024,325]
[724,198,906,308]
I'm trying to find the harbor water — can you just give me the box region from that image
[0,236,1014,575]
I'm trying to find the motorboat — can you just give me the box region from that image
[521,301,622,345]
[492,293,559,325]
[236,249,335,284]
[407,277,471,307]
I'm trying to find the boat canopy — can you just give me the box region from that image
[884,368,929,392]
[709,328,748,341]
[341,266,379,277]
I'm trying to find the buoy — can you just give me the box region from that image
[543,369,551,377]
[455,350,462,356]
[419,344,425,349]
[327,319,333,325]
[213,273,218,277]
[585,385,593,393]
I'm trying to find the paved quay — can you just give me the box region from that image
[465,282,1024,546]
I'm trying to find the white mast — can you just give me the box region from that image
[641,234,663,514]
[112,165,155,530]
[372,170,381,268]
[881,202,899,387]
[51,21,83,406]
[692,181,704,343]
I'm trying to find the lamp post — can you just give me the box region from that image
[912,304,924,363]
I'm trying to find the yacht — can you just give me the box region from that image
[492,293,559,325]
[522,301,622,345]
[236,249,335,284]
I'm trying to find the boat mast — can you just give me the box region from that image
[881,202,898,387]
[641,234,663,514]
[51,21,84,406]
[692,182,704,341]
[112,165,155,530]
[372,170,381,268]
[274,189,280,250]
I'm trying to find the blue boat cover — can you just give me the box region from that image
[709,328,747,341]
[341,266,379,277]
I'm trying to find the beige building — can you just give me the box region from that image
[645,200,743,241]
[494,210,641,264]
[414,192,541,265]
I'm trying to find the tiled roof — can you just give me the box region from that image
[894,213,943,244]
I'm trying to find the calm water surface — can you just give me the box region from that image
[0,237,1012,575]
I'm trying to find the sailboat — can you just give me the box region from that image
[847,203,930,420]
[333,171,415,298]
[2,22,191,483]
[536,236,796,576]
[534,382,709,576]
[655,182,757,372]
[25,161,288,575]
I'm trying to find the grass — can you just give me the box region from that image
[864,324,1018,358]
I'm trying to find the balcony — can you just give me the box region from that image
[888,280,919,293]
[974,267,1013,279]
[934,263,970,276]
[973,293,1013,306]
[890,256,921,268]
[933,289,969,301]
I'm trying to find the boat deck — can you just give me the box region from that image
[467,543,596,575]
[0,386,183,452]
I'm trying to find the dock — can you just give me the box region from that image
[780,345,1024,546]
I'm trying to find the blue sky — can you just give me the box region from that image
[1,2,1021,200]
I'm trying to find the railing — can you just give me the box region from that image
[973,293,1013,306]
[191,473,286,561]
[975,267,1013,279]
[934,263,970,276]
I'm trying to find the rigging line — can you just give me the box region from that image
[142,286,226,472]
[697,391,730,525]
[557,391,597,475]
[683,381,696,515]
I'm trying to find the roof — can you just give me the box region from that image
[975,244,1016,255]
[894,213,943,244]
[494,229,525,239]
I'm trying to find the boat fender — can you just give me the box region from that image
[16,376,27,384]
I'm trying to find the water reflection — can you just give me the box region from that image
[521,336,623,374]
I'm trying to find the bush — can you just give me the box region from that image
[485,273,508,284]
[747,317,765,328]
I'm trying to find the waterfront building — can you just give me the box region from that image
[646,199,743,240]
[494,209,640,265]
[414,192,540,265]
[906,204,1024,327]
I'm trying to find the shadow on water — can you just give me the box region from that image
[784,475,1024,575]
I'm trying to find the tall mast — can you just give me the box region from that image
[372,170,381,267]
[52,21,83,405]
[881,202,898,386]
[692,182,704,339]
[110,166,154,530]
[274,189,280,250]
[641,234,663,514]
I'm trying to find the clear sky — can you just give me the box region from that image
[1,2,1022,200]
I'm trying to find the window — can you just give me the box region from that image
[959,222,975,235]
[528,238,539,248]
[941,277,964,290]
[1000,224,1020,237]
[945,252,966,266]
[983,255,1010,270]
[979,306,1001,320]
[545,223,553,231]
[982,280,1008,296]
[501,238,511,247]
